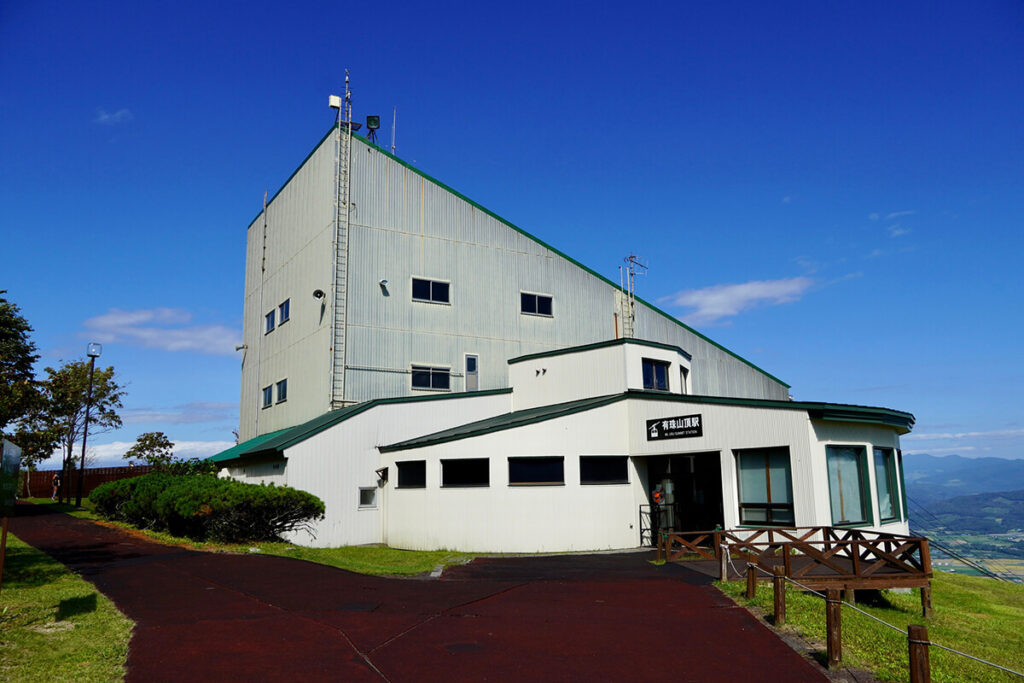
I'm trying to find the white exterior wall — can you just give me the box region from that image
[382,402,644,553]
[276,392,511,547]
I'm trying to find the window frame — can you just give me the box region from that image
[441,458,490,488]
[411,277,451,305]
[261,385,273,409]
[735,447,795,526]
[825,444,875,527]
[642,358,671,392]
[520,291,554,317]
[265,310,275,334]
[278,299,290,324]
[508,456,565,487]
[396,460,427,489]
[579,456,630,485]
[873,447,902,522]
[411,364,451,392]
[275,378,288,404]
[358,486,377,509]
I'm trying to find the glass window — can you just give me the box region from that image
[508,457,564,485]
[580,456,629,484]
[359,487,377,508]
[411,365,450,391]
[276,379,288,403]
[520,292,553,317]
[642,359,671,391]
[412,278,450,304]
[442,458,489,487]
[397,460,426,488]
[279,299,290,323]
[265,310,275,334]
[874,447,900,521]
[262,385,273,408]
[736,448,794,525]
[826,445,871,526]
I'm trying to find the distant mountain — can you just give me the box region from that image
[924,489,1024,534]
[902,454,1024,507]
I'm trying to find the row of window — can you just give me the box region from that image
[265,299,291,334]
[395,456,629,488]
[736,445,904,527]
[261,379,288,408]
[412,277,554,317]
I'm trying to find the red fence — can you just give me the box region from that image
[21,465,154,498]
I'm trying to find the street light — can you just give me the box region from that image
[75,343,101,507]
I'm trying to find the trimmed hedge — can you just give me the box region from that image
[90,474,325,543]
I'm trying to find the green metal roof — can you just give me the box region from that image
[508,338,692,365]
[380,391,915,453]
[246,127,790,390]
[208,388,513,464]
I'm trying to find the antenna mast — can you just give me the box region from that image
[391,106,397,154]
[620,253,647,338]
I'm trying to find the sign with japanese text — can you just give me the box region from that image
[646,414,703,441]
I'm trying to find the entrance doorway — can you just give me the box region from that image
[647,452,724,532]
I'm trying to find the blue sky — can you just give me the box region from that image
[2,0,1022,464]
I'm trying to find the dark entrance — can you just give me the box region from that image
[647,452,724,532]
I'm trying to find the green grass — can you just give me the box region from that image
[717,570,1024,682]
[23,498,473,577]
[0,533,131,682]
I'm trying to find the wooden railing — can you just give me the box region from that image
[658,526,932,593]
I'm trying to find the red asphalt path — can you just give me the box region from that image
[11,504,825,681]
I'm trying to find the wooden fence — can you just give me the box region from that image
[21,465,154,499]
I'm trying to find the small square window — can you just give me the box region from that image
[359,487,377,508]
[412,278,450,304]
[262,386,273,408]
[411,365,450,391]
[276,379,288,403]
[520,292,553,317]
[265,310,275,334]
[279,299,290,323]
[397,460,426,488]
[642,359,671,391]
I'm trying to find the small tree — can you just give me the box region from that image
[125,431,175,468]
[0,292,42,435]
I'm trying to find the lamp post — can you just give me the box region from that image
[75,343,101,508]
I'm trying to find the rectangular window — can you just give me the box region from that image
[442,458,489,487]
[736,448,794,525]
[680,367,689,394]
[411,365,450,391]
[359,487,377,508]
[642,359,671,391]
[874,447,900,521]
[580,456,629,485]
[265,310,275,334]
[412,278,450,304]
[826,445,872,526]
[279,299,290,323]
[276,379,288,403]
[262,385,273,408]
[508,457,564,486]
[520,292,553,317]
[397,460,426,489]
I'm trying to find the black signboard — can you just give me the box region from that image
[646,414,703,441]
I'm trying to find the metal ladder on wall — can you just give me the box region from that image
[330,72,353,410]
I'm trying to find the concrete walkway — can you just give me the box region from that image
[11,504,825,681]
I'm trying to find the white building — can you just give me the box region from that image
[214,118,914,552]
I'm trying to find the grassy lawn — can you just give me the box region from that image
[23,498,473,577]
[0,533,131,682]
[717,569,1024,682]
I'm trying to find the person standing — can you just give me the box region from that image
[51,472,61,501]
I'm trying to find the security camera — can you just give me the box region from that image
[312,289,325,300]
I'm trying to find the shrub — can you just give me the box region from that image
[90,473,325,543]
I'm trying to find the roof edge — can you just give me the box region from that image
[508,338,692,365]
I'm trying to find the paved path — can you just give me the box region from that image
[11,504,824,681]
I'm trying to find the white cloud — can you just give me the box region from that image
[658,277,814,326]
[35,439,235,468]
[902,446,978,455]
[122,401,237,425]
[868,213,880,221]
[904,428,1024,441]
[781,196,792,204]
[887,224,911,237]
[94,108,134,125]
[82,308,240,356]
[885,210,916,220]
